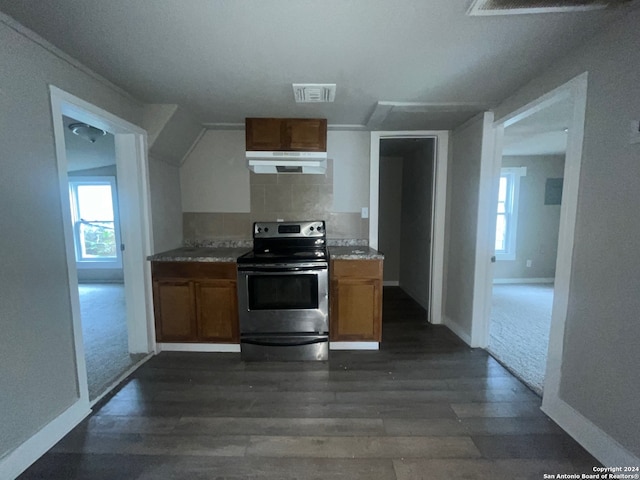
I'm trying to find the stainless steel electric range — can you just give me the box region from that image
[236,220,329,361]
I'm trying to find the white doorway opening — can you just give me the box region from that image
[370,131,448,324]
[473,73,588,406]
[50,86,156,407]
[487,98,570,395]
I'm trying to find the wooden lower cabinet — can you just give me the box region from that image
[152,262,239,343]
[330,259,383,342]
[153,280,197,341]
[195,280,238,342]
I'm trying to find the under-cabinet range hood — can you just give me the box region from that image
[246,151,327,174]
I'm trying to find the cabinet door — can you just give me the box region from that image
[246,118,284,150]
[195,280,239,343]
[153,281,197,341]
[331,277,382,341]
[285,119,327,151]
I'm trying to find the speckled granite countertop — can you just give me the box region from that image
[149,244,383,262]
[147,247,250,262]
[328,246,384,260]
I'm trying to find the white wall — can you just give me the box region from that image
[399,140,435,310]
[0,14,143,465]
[180,129,370,214]
[492,9,640,459]
[494,155,565,280]
[443,115,485,341]
[329,131,370,213]
[181,130,251,213]
[379,156,403,282]
[148,155,183,252]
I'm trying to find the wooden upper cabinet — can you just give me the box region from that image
[246,118,327,152]
[285,119,327,151]
[245,118,283,151]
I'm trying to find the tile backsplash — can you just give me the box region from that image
[183,159,369,242]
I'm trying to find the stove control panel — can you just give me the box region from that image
[254,220,325,238]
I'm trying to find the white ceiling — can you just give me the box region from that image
[63,116,116,172]
[1,1,636,130]
[502,96,573,155]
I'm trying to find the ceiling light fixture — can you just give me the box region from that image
[68,122,106,143]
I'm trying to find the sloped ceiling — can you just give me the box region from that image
[1,1,637,130]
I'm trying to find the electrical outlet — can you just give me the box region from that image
[631,120,640,144]
[526,259,532,268]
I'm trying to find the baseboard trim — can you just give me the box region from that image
[383,280,399,286]
[442,315,473,346]
[158,343,241,353]
[330,342,379,350]
[0,400,91,480]
[541,396,639,467]
[493,277,555,284]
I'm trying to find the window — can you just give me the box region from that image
[68,177,122,268]
[495,167,526,261]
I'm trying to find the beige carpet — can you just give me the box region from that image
[79,284,145,400]
[487,283,554,396]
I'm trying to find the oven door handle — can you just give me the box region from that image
[239,265,327,273]
[242,337,328,347]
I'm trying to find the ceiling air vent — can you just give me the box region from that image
[292,84,336,103]
[467,0,630,15]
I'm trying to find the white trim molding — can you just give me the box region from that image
[493,277,555,284]
[0,400,91,480]
[542,396,640,467]
[370,130,448,326]
[158,343,241,353]
[470,112,498,348]
[330,342,379,350]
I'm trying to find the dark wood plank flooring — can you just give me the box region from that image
[20,287,600,479]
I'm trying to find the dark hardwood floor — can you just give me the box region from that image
[20,287,599,479]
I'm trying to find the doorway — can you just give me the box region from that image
[50,86,155,407]
[378,138,435,312]
[63,115,146,400]
[486,101,570,394]
[474,73,588,408]
[370,131,448,324]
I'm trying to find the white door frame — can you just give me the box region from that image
[473,73,588,393]
[49,86,156,407]
[370,130,449,324]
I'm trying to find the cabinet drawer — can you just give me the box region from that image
[152,262,236,280]
[331,259,382,278]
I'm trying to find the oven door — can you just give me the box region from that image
[237,264,329,334]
